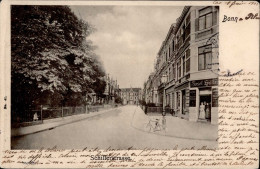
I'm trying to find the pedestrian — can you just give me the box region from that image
[154,118,160,131]
[33,112,38,121]
[199,102,205,119]
[205,103,210,119]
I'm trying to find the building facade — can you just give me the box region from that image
[120,88,142,105]
[143,73,155,104]
[143,6,219,124]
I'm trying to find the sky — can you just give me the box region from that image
[70,6,184,88]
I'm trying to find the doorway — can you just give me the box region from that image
[199,95,211,121]
[182,90,186,115]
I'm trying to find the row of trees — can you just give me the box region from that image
[11,5,107,114]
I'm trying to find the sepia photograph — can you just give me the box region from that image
[10,5,219,150]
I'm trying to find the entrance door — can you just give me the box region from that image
[199,95,211,121]
[182,90,186,114]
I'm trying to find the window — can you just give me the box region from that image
[186,58,190,73]
[165,71,168,82]
[199,7,213,31]
[167,95,170,106]
[182,56,185,76]
[186,13,190,25]
[184,23,191,40]
[177,60,181,79]
[178,30,183,47]
[186,49,190,73]
[182,24,186,42]
[198,45,212,70]
[170,64,175,80]
[169,66,172,81]
[177,92,180,108]
[171,93,174,109]
[182,90,186,114]
[172,63,176,80]
[168,67,170,81]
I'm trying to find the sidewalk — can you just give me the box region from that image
[132,106,218,141]
[11,107,116,137]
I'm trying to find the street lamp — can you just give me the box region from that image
[161,74,168,116]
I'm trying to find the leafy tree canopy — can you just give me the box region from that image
[11,5,106,110]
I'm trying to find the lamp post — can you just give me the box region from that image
[161,74,168,116]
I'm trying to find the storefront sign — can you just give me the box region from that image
[189,90,196,107]
[212,88,218,107]
[190,78,218,88]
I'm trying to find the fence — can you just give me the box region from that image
[88,105,104,112]
[164,107,175,116]
[145,106,175,116]
[147,107,163,113]
[11,104,112,128]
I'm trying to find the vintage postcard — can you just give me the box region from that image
[0,0,259,168]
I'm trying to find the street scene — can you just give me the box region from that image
[11,5,219,149]
[12,105,217,149]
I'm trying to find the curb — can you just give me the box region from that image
[131,107,218,142]
[11,108,116,137]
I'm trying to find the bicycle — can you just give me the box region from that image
[145,118,162,132]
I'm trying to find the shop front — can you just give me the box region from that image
[165,85,175,109]
[174,82,189,120]
[189,78,218,124]
[158,85,164,107]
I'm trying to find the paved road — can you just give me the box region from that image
[12,105,217,149]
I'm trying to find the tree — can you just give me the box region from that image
[139,99,146,106]
[11,5,106,114]
[115,94,123,104]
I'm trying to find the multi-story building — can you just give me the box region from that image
[143,73,155,104]
[120,88,142,105]
[143,6,219,125]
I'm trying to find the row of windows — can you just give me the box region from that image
[121,92,140,95]
[123,97,139,100]
[162,44,213,83]
[156,6,217,72]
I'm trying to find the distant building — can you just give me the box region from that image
[120,88,142,105]
[143,73,156,105]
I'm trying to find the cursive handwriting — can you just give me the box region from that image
[222,69,243,77]
[213,1,258,8]
[245,13,260,20]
